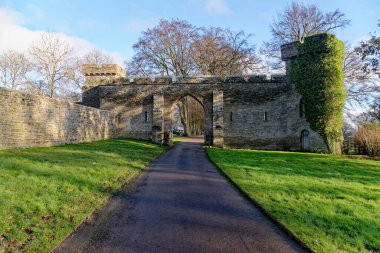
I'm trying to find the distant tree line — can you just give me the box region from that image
[0,32,114,101]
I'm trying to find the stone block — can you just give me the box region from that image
[247,75,267,82]
[224,76,246,83]
[154,76,173,84]
[134,77,154,85]
[271,74,287,82]
[280,42,299,61]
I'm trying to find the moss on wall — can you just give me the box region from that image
[289,33,346,154]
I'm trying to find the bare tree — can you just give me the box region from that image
[82,49,114,65]
[191,28,262,77]
[128,19,261,77]
[261,1,350,67]
[355,97,380,124]
[344,44,380,105]
[177,96,204,136]
[356,22,380,77]
[29,32,75,98]
[127,19,196,76]
[0,50,32,90]
[190,27,225,76]
[69,49,115,91]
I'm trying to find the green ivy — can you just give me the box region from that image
[289,33,346,154]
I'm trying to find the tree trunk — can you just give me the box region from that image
[178,96,204,136]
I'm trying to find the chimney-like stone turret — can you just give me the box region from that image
[280,42,299,76]
[82,64,126,91]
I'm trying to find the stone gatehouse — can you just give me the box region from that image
[81,43,327,151]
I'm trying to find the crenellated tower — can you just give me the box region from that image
[82,64,127,92]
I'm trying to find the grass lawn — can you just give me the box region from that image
[0,138,165,253]
[172,135,188,144]
[207,148,380,253]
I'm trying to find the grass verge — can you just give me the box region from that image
[172,135,188,144]
[0,138,166,252]
[207,148,380,253]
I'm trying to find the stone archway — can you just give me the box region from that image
[152,90,223,146]
[169,94,206,140]
[139,81,224,147]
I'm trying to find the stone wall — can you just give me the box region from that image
[82,75,328,152]
[0,88,115,149]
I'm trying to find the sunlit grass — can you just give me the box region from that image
[0,138,165,252]
[172,135,188,144]
[207,148,380,253]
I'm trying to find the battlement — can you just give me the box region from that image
[94,74,287,86]
[280,43,299,61]
[82,64,127,91]
[82,64,126,77]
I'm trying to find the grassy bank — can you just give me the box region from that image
[0,138,165,252]
[207,148,380,253]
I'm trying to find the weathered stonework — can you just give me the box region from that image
[0,88,115,149]
[78,39,342,152]
[152,94,164,144]
[82,64,127,91]
[212,91,224,147]
[82,73,327,151]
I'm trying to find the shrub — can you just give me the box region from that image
[355,122,380,157]
[312,148,324,154]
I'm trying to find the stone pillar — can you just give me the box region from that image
[212,91,224,147]
[152,93,164,144]
[163,107,173,146]
[204,93,213,146]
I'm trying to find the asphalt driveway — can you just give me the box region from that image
[55,137,307,253]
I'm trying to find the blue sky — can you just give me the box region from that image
[0,0,379,62]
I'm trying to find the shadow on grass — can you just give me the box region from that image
[207,148,380,253]
[0,138,166,253]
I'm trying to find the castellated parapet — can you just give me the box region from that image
[87,74,288,86]
[82,64,127,91]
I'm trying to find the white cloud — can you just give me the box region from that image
[204,0,230,14]
[0,7,124,65]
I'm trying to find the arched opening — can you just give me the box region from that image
[172,95,205,142]
[301,130,310,151]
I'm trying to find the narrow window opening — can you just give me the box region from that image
[264,111,268,121]
[230,111,233,122]
[300,99,305,118]
[144,111,148,122]
[117,114,121,125]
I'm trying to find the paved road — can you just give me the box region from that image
[56,137,308,253]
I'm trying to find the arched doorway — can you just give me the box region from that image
[172,95,205,143]
[301,130,310,151]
